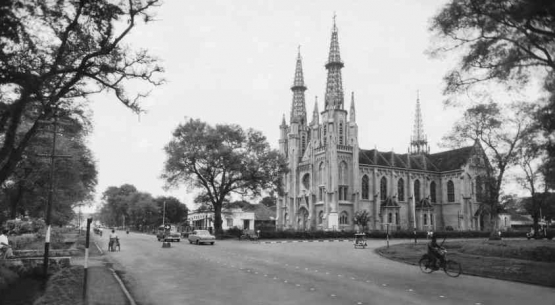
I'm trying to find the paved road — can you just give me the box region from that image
[94,230,555,305]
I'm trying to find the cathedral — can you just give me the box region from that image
[277,19,491,232]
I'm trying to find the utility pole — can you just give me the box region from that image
[162,201,166,227]
[37,114,72,279]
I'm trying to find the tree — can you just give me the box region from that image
[442,102,535,234]
[353,210,371,232]
[259,196,276,208]
[0,112,97,225]
[162,118,288,236]
[155,196,188,225]
[429,0,555,191]
[0,0,164,187]
[98,184,139,228]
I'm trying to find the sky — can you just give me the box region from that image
[85,0,519,212]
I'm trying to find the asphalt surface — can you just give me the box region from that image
[95,230,555,305]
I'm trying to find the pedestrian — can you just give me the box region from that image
[0,229,14,259]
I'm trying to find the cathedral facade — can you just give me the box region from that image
[277,20,491,232]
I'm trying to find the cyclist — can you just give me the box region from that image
[109,229,118,251]
[427,235,445,269]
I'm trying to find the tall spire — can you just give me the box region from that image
[410,90,429,154]
[349,91,356,122]
[290,46,307,125]
[324,14,344,110]
[312,96,319,126]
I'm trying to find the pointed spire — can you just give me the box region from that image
[410,90,429,154]
[349,92,356,122]
[281,114,287,127]
[312,96,319,126]
[324,14,345,110]
[290,47,307,125]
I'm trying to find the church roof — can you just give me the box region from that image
[428,146,474,171]
[416,198,433,209]
[381,197,400,207]
[359,145,474,173]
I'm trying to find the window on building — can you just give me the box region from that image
[302,173,310,190]
[339,186,348,201]
[339,162,347,185]
[447,180,455,202]
[226,219,233,227]
[388,213,393,223]
[424,214,428,225]
[339,122,344,145]
[430,181,436,203]
[380,177,387,201]
[318,211,323,224]
[398,178,404,201]
[339,211,349,225]
[301,133,306,155]
[319,186,325,201]
[319,162,324,185]
[395,213,399,225]
[361,175,369,199]
[414,180,421,202]
[431,214,434,226]
[476,176,484,202]
[323,125,327,145]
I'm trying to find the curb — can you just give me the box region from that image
[94,241,103,255]
[262,239,352,244]
[109,267,136,305]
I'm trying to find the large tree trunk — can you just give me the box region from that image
[213,202,223,237]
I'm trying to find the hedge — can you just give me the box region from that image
[240,229,529,240]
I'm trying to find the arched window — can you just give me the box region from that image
[414,180,421,202]
[424,213,428,225]
[339,162,347,185]
[397,178,405,201]
[388,213,393,223]
[361,175,369,199]
[323,125,327,145]
[430,181,436,203]
[339,122,344,145]
[339,211,349,225]
[380,177,387,201]
[319,162,325,185]
[447,180,455,202]
[476,176,484,202]
[318,211,323,224]
[395,213,399,225]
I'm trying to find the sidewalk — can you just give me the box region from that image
[71,238,131,305]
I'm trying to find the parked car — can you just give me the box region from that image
[188,230,216,245]
[156,225,181,242]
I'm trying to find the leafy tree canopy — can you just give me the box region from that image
[162,118,288,235]
[0,0,164,188]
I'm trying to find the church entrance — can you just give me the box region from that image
[298,207,309,231]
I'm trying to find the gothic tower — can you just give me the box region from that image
[409,91,429,154]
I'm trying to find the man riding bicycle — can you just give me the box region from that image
[427,235,445,269]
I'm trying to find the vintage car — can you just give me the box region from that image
[187,230,216,245]
[156,225,181,242]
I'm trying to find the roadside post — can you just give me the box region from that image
[83,217,92,301]
[386,224,390,248]
[413,229,417,244]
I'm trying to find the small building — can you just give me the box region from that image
[188,204,276,232]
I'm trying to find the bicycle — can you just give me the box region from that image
[419,249,462,277]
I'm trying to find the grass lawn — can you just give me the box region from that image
[376,239,555,287]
